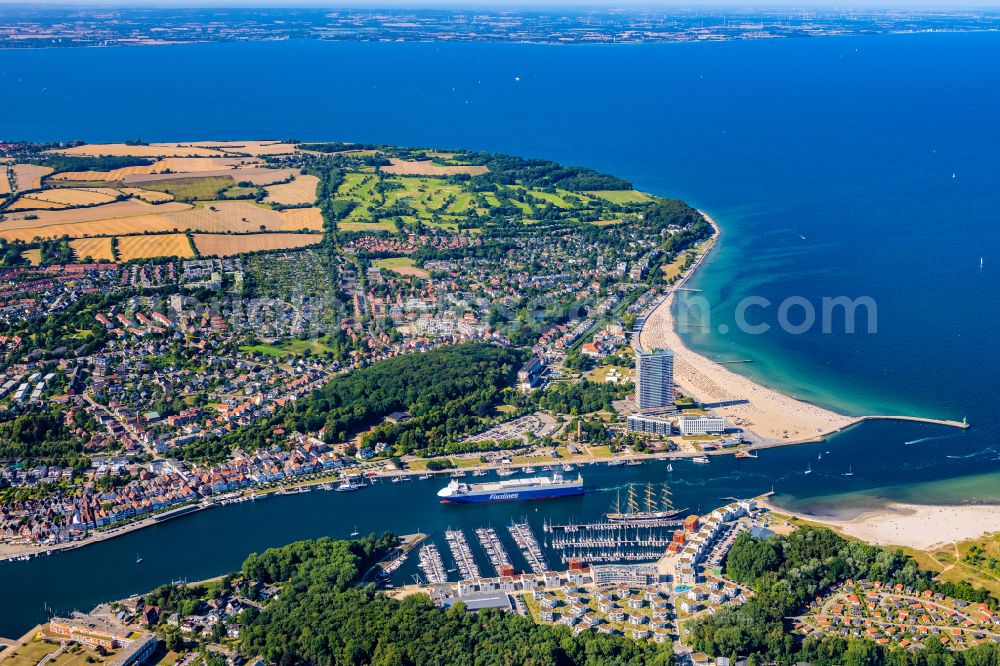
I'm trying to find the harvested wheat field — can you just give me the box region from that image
[49,144,226,158]
[161,202,323,233]
[6,197,65,212]
[263,175,319,205]
[23,187,121,207]
[70,237,115,262]
[21,249,42,265]
[117,234,194,261]
[120,187,174,203]
[193,232,322,257]
[51,157,262,182]
[123,167,295,187]
[12,164,54,190]
[1,199,190,226]
[0,169,10,196]
[157,141,299,156]
[0,215,182,243]
[380,159,488,176]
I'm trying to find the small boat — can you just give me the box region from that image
[804,464,812,475]
[692,456,710,464]
[496,467,516,477]
[626,459,642,466]
[136,554,143,565]
[336,480,363,492]
[418,474,431,480]
[524,466,536,474]
[818,453,822,460]
[473,470,488,477]
[607,460,626,467]
[350,526,360,537]
[562,464,574,472]
[400,475,412,482]
[391,477,402,484]
[449,471,466,478]
[666,463,673,472]
[843,465,854,477]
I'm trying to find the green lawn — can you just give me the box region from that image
[338,220,397,232]
[140,176,235,200]
[585,190,653,204]
[372,256,430,278]
[241,337,337,357]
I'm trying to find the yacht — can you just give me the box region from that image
[692,456,710,464]
[336,480,364,492]
[418,474,432,480]
[804,464,812,475]
[843,465,854,477]
[665,463,673,472]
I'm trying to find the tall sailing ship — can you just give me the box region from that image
[605,482,681,523]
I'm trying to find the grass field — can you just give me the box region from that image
[585,190,653,204]
[371,256,430,278]
[21,248,41,265]
[337,220,396,232]
[117,234,194,261]
[69,237,115,262]
[2,639,62,666]
[241,336,338,357]
[138,176,235,200]
[263,174,319,205]
[120,187,174,203]
[193,232,322,257]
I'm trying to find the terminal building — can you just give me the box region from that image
[678,416,726,436]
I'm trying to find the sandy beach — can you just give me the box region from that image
[637,213,858,444]
[767,501,1000,550]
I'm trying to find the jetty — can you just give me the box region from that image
[508,520,549,574]
[417,543,448,584]
[475,527,512,576]
[444,529,481,580]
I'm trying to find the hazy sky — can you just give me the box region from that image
[3,0,1000,7]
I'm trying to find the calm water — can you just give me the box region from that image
[1,34,998,635]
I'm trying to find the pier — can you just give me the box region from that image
[507,521,549,574]
[444,529,480,581]
[475,527,512,576]
[544,518,684,532]
[417,543,448,584]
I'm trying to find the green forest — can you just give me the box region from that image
[228,536,675,666]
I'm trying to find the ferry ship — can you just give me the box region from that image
[437,472,584,503]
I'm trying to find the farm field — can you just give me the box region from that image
[12,164,53,190]
[21,187,121,207]
[124,167,295,187]
[0,200,321,242]
[263,174,319,205]
[116,233,194,261]
[20,248,41,265]
[120,187,174,203]
[6,198,64,211]
[136,176,235,200]
[380,158,488,176]
[164,202,323,233]
[155,140,299,156]
[69,237,115,262]
[49,144,227,158]
[193,232,322,257]
[50,157,259,182]
[0,168,10,195]
[371,256,430,278]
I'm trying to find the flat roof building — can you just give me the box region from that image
[636,348,674,412]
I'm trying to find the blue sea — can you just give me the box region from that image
[0,33,998,634]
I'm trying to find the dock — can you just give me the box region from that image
[475,527,512,576]
[544,518,684,532]
[508,521,549,574]
[417,543,448,584]
[444,529,481,581]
